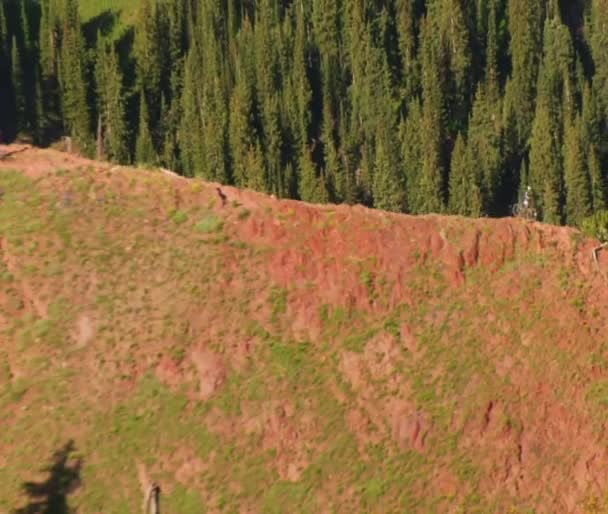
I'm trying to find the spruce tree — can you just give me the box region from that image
[396,0,420,99]
[468,85,503,215]
[203,79,230,184]
[291,7,312,150]
[590,0,608,118]
[588,144,606,213]
[485,0,500,101]
[506,0,543,147]
[228,73,256,188]
[418,17,446,214]
[96,39,128,163]
[161,0,186,170]
[135,92,156,166]
[11,36,25,135]
[582,84,600,154]
[135,0,163,126]
[179,46,204,177]
[261,93,283,195]
[37,0,62,142]
[299,145,327,204]
[449,133,482,217]
[245,143,269,194]
[401,100,423,212]
[537,16,575,124]
[563,115,591,226]
[529,99,562,224]
[59,0,91,154]
[436,0,472,132]
[372,131,406,213]
[20,1,31,51]
[321,94,342,202]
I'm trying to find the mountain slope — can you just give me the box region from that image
[1,146,608,513]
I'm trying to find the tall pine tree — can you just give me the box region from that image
[562,115,591,226]
[95,38,128,163]
[59,0,91,154]
[448,133,482,217]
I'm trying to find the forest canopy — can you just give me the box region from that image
[0,0,606,226]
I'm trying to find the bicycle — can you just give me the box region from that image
[511,202,537,221]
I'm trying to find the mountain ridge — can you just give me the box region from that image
[1,145,608,513]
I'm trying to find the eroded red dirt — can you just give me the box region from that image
[2,144,608,513]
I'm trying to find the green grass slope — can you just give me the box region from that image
[79,0,137,21]
[2,148,608,513]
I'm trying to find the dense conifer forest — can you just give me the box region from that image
[0,0,606,225]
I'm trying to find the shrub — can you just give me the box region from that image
[195,214,224,234]
[171,210,189,225]
[582,210,608,242]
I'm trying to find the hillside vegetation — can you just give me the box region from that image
[1,0,608,227]
[2,146,608,513]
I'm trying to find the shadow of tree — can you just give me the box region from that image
[82,9,121,48]
[13,440,82,514]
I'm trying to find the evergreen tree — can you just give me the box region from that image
[448,133,482,216]
[590,0,608,118]
[11,36,26,134]
[372,131,406,213]
[20,1,31,50]
[290,7,313,150]
[418,17,446,214]
[396,0,420,99]
[436,0,472,132]
[245,143,268,194]
[401,100,423,211]
[485,0,500,101]
[299,145,328,203]
[529,99,562,224]
[37,0,62,142]
[59,0,91,153]
[537,16,575,124]
[562,115,591,226]
[135,0,163,113]
[95,38,128,163]
[261,92,283,195]
[582,83,600,155]
[588,144,606,213]
[229,71,256,188]
[179,46,204,177]
[506,0,544,147]
[468,85,503,214]
[135,92,156,166]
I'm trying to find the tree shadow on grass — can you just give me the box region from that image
[83,9,121,48]
[13,440,82,514]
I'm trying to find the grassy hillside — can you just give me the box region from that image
[79,0,137,21]
[79,0,138,40]
[2,146,608,513]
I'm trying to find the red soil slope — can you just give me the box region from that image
[2,145,608,513]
